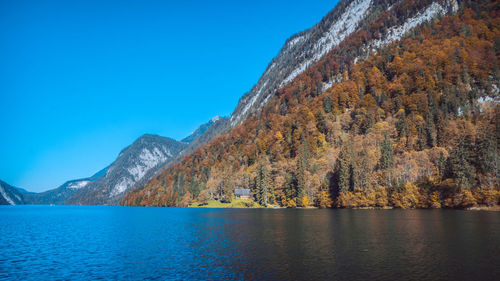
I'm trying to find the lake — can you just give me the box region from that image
[0,206,499,280]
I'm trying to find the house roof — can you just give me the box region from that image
[234,189,251,196]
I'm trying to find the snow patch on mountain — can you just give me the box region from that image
[322,0,458,93]
[127,147,170,182]
[373,0,458,48]
[231,80,269,126]
[288,35,307,47]
[281,0,372,87]
[387,0,401,11]
[0,186,15,205]
[67,181,89,189]
[110,178,134,197]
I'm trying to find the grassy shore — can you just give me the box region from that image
[189,199,275,208]
[188,199,500,210]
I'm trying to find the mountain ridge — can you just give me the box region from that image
[19,114,225,205]
[122,0,500,208]
[0,180,24,205]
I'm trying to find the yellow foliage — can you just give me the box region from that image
[473,188,500,206]
[336,187,390,208]
[275,131,284,143]
[430,191,441,208]
[373,186,389,207]
[316,190,332,208]
[373,121,388,132]
[301,196,309,207]
[390,182,421,209]
[335,192,353,208]
[287,198,297,208]
[453,190,477,207]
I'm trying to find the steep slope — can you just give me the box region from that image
[227,0,459,128]
[228,0,374,128]
[123,0,499,208]
[15,187,34,194]
[182,116,221,143]
[0,180,24,205]
[180,0,459,166]
[113,1,449,191]
[66,134,187,204]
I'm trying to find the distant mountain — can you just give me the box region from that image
[63,134,187,205]
[23,168,106,205]
[25,121,217,205]
[0,180,24,205]
[182,116,221,143]
[15,187,34,194]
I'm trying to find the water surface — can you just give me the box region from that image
[1,206,499,280]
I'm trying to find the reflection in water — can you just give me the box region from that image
[0,206,499,280]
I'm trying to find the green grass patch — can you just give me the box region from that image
[189,199,269,208]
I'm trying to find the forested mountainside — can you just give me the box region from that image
[0,180,24,205]
[193,0,418,149]
[171,116,229,167]
[227,0,458,129]
[123,0,500,209]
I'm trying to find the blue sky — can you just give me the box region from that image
[0,0,339,192]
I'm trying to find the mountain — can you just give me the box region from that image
[15,187,34,194]
[122,0,500,208]
[62,134,188,205]
[25,114,223,205]
[182,116,221,143]
[167,0,460,165]
[0,180,24,205]
[227,0,458,128]
[228,0,374,128]
[23,168,106,205]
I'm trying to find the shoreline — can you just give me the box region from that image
[5,204,498,211]
[187,201,500,211]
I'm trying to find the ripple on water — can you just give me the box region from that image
[0,206,499,280]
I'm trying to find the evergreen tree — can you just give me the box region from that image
[449,136,476,190]
[477,124,499,186]
[324,96,333,113]
[284,173,297,202]
[296,140,309,206]
[380,134,394,170]
[338,141,352,193]
[425,111,437,147]
[255,157,272,206]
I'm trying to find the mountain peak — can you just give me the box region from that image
[182,116,226,143]
[211,116,221,123]
[0,180,24,205]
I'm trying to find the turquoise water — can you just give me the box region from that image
[1,206,499,280]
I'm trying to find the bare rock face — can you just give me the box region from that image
[0,180,24,205]
[65,134,187,205]
[228,0,458,129]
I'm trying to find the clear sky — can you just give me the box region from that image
[0,0,339,192]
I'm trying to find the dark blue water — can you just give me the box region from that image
[1,206,499,280]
